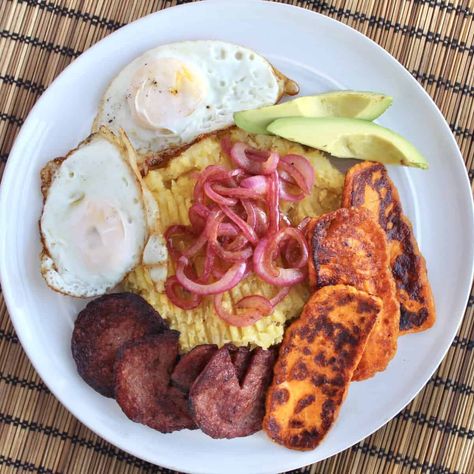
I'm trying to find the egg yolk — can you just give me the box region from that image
[128,57,206,134]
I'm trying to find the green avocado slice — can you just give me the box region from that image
[267,116,428,169]
[234,91,393,135]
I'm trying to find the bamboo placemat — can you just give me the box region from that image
[1,0,473,472]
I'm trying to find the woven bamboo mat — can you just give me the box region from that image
[1,0,473,472]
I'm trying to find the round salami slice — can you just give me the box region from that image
[114,331,196,433]
[71,292,168,397]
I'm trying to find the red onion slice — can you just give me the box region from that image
[194,165,231,204]
[188,203,209,232]
[242,199,257,229]
[230,142,279,175]
[213,243,253,262]
[280,154,315,193]
[204,182,238,206]
[279,179,306,202]
[240,175,269,195]
[165,276,202,310]
[223,234,249,252]
[253,227,308,287]
[268,171,280,234]
[164,225,195,260]
[198,246,215,283]
[220,204,258,244]
[270,286,291,307]
[278,160,308,193]
[176,256,247,295]
[272,226,309,269]
[254,205,269,236]
[213,293,272,327]
[212,183,262,200]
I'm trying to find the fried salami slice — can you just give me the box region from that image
[264,285,380,451]
[307,207,400,380]
[342,161,436,334]
[71,292,168,397]
[171,344,218,392]
[229,345,253,384]
[189,346,276,439]
[114,331,195,432]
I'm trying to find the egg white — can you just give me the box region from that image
[93,40,290,158]
[40,129,150,297]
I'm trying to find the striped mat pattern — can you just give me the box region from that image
[0,1,473,473]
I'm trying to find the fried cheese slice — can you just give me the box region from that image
[307,207,400,380]
[342,162,435,334]
[263,285,381,451]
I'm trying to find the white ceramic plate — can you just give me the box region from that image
[1,1,473,473]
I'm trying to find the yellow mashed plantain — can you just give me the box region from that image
[124,129,343,351]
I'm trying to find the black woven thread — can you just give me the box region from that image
[414,0,473,17]
[468,294,474,307]
[18,0,124,31]
[0,455,56,474]
[0,30,81,58]
[0,75,45,95]
[0,413,165,471]
[306,0,474,55]
[0,112,24,127]
[396,409,474,439]
[0,373,49,393]
[451,336,474,351]
[411,71,474,98]
[352,443,454,473]
[429,376,474,396]
[450,124,474,140]
[0,329,19,344]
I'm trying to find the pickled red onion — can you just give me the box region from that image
[165,276,202,310]
[163,139,316,325]
[230,142,279,175]
[176,256,246,295]
[213,293,272,327]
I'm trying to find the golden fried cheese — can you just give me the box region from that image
[263,285,381,450]
[342,162,435,334]
[307,207,400,380]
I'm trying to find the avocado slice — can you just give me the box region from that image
[234,91,393,135]
[267,117,428,169]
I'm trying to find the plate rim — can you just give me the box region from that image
[1,1,473,473]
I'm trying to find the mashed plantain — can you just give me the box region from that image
[124,129,343,351]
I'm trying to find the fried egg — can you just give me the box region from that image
[93,40,297,159]
[40,128,167,297]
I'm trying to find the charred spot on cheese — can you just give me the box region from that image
[342,161,435,334]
